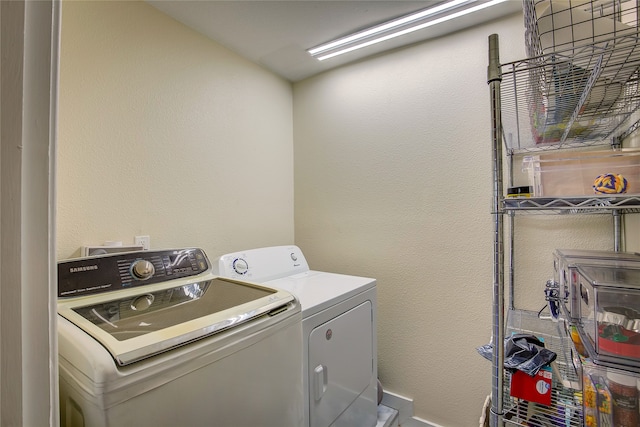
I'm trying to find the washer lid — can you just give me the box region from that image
[266,271,375,317]
[58,275,295,366]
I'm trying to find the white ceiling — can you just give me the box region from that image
[147,1,523,82]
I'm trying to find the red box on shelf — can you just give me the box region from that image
[510,366,553,406]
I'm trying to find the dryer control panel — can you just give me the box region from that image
[58,248,209,298]
[214,245,310,282]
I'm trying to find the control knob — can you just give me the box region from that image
[233,258,249,275]
[131,259,155,280]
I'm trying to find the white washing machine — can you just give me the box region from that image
[57,248,303,427]
[215,245,378,427]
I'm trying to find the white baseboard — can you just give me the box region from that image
[401,417,444,427]
[380,390,445,427]
[380,390,413,424]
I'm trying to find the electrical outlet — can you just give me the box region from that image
[134,235,150,250]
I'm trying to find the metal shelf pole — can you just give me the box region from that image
[613,210,622,251]
[488,33,505,427]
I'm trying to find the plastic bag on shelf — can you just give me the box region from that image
[505,333,558,376]
[477,333,558,376]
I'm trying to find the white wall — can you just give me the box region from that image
[57,1,294,261]
[292,13,615,427]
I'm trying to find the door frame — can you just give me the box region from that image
[1,1,60,425]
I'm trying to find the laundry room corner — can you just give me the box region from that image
[291,12,528,426]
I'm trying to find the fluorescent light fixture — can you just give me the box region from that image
[308,0,509,61]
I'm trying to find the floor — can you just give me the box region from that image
[377,404,399,427]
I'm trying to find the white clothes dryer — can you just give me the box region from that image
[215,245,378,427]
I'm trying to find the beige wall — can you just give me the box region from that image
[293,13,617,427]
[57,0,294,260]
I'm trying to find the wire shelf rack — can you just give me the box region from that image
[488,4,640,425]
[502,310,583,427]
[501,0,640,153]
[524,0,640,59]
[502,194,640,213]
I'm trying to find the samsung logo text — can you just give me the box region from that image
[69,265,98,273]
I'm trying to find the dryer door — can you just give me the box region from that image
[308,300,374,427]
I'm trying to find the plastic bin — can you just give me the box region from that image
[582,362,639,427]
[575,264,640,371]
[522,149,640,197]
[553,249,640,322]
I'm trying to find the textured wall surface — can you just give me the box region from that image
[293,13,615,427]
[58,1,294,260]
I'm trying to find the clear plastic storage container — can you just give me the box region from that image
[553,249,640,322]
[523,149,640,198]
[575,264,640,371]
[581,363,640,427]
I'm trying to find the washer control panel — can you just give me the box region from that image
[58,248,209,298]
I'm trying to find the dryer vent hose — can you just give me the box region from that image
[377,379,383,405]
